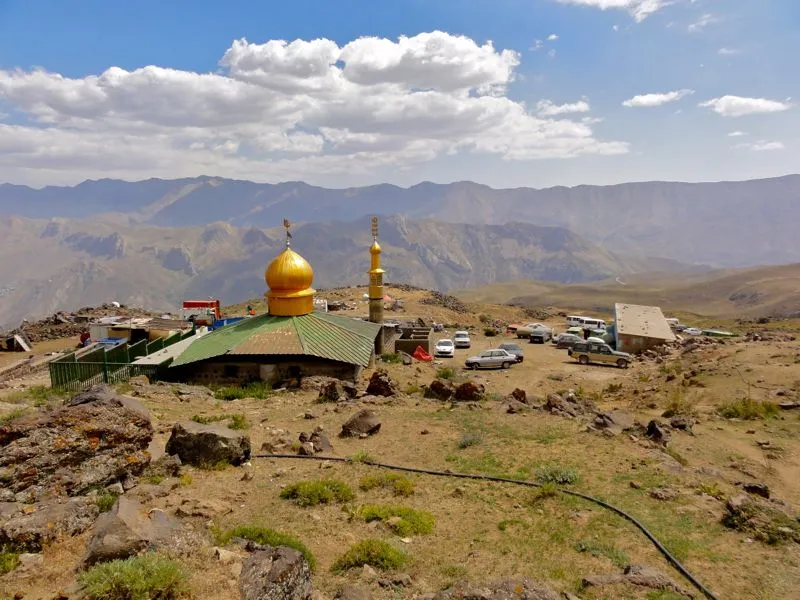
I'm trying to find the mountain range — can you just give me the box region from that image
[1,174,798,327]
[2,174,799,267]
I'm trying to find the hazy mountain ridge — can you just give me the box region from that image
[0,215,653,327]
[2,174,799,266]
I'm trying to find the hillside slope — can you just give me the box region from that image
[0,215,644,327]
[2,174,799,267]
[455,263,800,318]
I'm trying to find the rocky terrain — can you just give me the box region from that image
[1,298,799,600]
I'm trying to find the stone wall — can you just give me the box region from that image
[618,334,669,355]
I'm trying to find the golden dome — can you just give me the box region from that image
[265,246,316,317]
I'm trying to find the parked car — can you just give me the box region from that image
[498,342,524,363]
[465,349,517,370]
[568,341,632,369]
[516,322,550,339]
[453,330,471,348]
[555,333,583,349]
[684,328,703,336]
[529,326,553,343]
[434,339,455,358]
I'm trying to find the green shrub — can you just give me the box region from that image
[355,505,435,536]
[603,383,623,394]
[190,414,229,424]
[381,353,402,364]
[80,553,187,600]
[662,387,698,418]
[528,483,559,505]
[219,525,316,570]
[214,381,272,401]
[0,548,20,574]
[359,473,415,497]
[331,539,406,572]
[0,408,26,426]
[280,479,355,507]
[535,464,579,485]
[717,398,780,420]
[178,474,193,486]
[457,432,483,449]
[483,327,497,337]
[575,539,630,568]
[228,413,250,430]
[403,384,423,395]
[96,492,119,513]
[146,475,165,485]
[436,366,456,380]
[350,450,376,463]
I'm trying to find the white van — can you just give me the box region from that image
[578,317,606,330]
[566,315,584,327]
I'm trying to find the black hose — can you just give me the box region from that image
[253,453,719,600]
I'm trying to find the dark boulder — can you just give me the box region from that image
[0,384,152,502]
[0,497,99,552]
[645,420,670,446]
[83,497,183,566]
[424,379,455,401]
[454,381,485,402]
[365,369,398,397]
[240,546,313,600]
[339,409,381,438]
[165,421,251,467]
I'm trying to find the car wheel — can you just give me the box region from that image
[617,359,629,369]
[579,355,589,365]
[470,363,479,370]
[501,361,510,369]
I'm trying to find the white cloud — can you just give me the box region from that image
[554,0,669,23]
[699,96,793,117]
[622,89,694,108]
[547,49,558,59]
[530,40,544,51]
[0,31,628,185]
[536,99,591,116]
[688,13,716,33]
[718,47,739,56]
[735,140,785,152]
[547,34,559,41]
[727,131,746,137]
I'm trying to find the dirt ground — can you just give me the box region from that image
[3,318,800,600]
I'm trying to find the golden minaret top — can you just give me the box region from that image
[265,219,316,317]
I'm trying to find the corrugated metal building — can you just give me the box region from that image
[168,310,381,385]
[613,303,676,354]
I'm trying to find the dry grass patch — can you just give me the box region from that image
[280,479,355,507]
[359,473,415,497]
[190,413,250,429]
[331,539,406,572]
[0,547,20,574]
[717,397,780,420]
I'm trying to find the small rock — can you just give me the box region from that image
[361,564,378,579]
[105,482,124,496]
[215,547,239,564]
[649,487,679,501]
[335,585,373,600]
[241,463,255,482]
[240,546,312,600]
[420,429,430,435]
[629,481,642,490]
[742,482,771,499]
[175,498,233,519]
[304,412,317,420]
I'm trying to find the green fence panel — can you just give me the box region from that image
[105,343,130,364]
[163,333,181,348]
[49,362,163,392]
[77,346,105,363]
[128,339,148,361]
[146,338,164,354]
[181,329,196,341]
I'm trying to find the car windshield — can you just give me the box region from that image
[501,344,520,351]
[455,332,469,338]
[438,340,453,346]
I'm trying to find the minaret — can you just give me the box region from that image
[368,216,385,354]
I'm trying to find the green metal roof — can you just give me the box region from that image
[170,312,381,368]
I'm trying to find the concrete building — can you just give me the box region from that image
[169,220,382,386]
[613,303,676,354]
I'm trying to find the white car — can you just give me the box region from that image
[684,328,703,336]
[434,339,455,358]
[453,331,471,349]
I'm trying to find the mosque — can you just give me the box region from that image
[168,218,386,386]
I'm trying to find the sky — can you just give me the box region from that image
[0,0,798,189]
